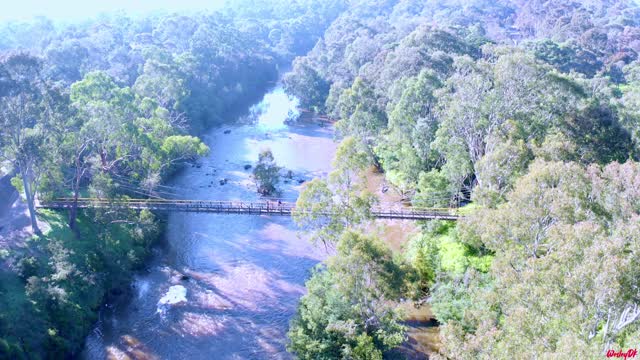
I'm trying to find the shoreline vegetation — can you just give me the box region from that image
[281,0,640,359]
[1,0,640,359]
[0,1,346,358]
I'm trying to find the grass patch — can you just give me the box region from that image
[0,269,46,358]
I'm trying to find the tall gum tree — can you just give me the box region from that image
[293,137,377,246]
[0,52,55,234]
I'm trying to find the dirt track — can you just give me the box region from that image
[0,173,32,252]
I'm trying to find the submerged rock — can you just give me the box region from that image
[157,285,187,315]
[223,130,231,134]
[110,287,123,296]
[244,164,252,170]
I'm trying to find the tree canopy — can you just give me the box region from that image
[0,2,347,357]
[283,0,640,358]
[2,0,640,358]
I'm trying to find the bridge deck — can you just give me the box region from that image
[38,199,460,221]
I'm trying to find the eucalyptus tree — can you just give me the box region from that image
[66,71,208,228]
[0,52,58,234]
[133,47,188,115]
[434,47,584,202]
[253,149,281,195]
[63,72,136,226]
[336,78,387,164]
[288,231,410,359]
[376,69,442,194]
[70,71,138,173]
[294,137,376,246]
[438,160,640,358]
[283,59,330,112]
[43,39,90,85]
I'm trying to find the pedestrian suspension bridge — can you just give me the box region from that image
[38,198,461,221]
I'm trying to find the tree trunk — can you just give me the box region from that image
[68,176,80,230]
[68,194,78,230]
[100,150,108,170]
[20,164,40,235]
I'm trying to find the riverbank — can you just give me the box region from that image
[0,205,162,358]
[81,85,338,359]
[0,80,284,359]
[363,168,442,359]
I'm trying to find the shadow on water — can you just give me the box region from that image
[82,84,337,360]
[93,224,327,359]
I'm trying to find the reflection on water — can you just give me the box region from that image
[82,86,336,359]
[249,88,299,131]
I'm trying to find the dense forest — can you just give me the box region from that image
[1,0,640,359]
[0,1,345,358]
[285,0,640,359]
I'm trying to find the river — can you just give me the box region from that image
[82,85,337,359]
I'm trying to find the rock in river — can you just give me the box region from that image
[157,285,187,315]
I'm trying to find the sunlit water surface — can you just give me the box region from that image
[82,86,336,360]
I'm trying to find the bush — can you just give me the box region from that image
[16,256,40,280]
[253,149,281,195]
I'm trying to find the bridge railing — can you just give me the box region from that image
[38,198,461,220]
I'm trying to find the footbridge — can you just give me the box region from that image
[38,198,461,221]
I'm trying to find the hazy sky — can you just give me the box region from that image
[0,0,227,22]
[4,0,640,22]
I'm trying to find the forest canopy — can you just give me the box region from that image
[1,0,640,359]
[0,1,347,358]
[284,0,640,358]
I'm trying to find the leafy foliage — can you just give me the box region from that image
[436,161,640,358]
[288,231,410,359]
[0,2,347,358]
[282,1,640,358]
[294,137,377,245]
[253,149,281,195]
